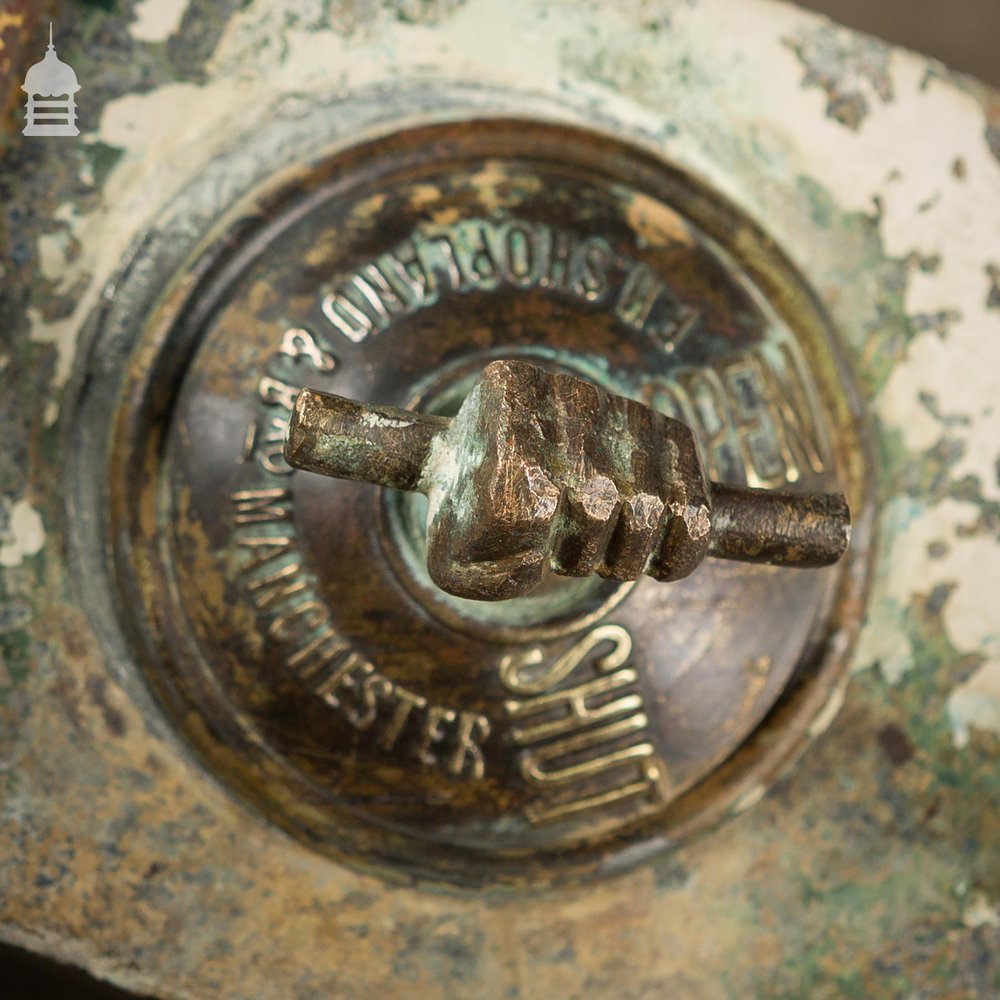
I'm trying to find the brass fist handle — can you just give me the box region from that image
[284,359,850,601]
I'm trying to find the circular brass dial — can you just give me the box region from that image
[102,118,871,885]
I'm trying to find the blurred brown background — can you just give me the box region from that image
[798,0,1000,87]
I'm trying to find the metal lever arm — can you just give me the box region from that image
[284,360,850,601]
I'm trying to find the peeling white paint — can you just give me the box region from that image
[807,682,847,739]
[947,660,1000,749]
[962,892,1000,928]
[698,12,1000,506]
[29,204,85,421]
[27,305,80,426]
[29,78,247,421]
[36,229,72,283]
[855,496,999,684]
[130,0,190,43]
[731,784,766,814]
[0,499,45,568]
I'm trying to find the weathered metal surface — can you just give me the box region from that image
[284,359,850,599]
[0,1,997,998]
[94,114,866,884]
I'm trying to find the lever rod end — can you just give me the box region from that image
[285,387,447,493]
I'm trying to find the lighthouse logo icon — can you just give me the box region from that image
[22,24,81,137]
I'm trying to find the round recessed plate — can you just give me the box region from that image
[102,118,871,885]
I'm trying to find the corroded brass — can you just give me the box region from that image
[11,0,996,990]
[102,118,872,885]
[285,359,850,600]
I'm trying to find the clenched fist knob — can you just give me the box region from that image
[284,359,850,601]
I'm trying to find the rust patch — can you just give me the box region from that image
[876,723,914,767]
[0,5,35,141]
[86,675,128,739]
